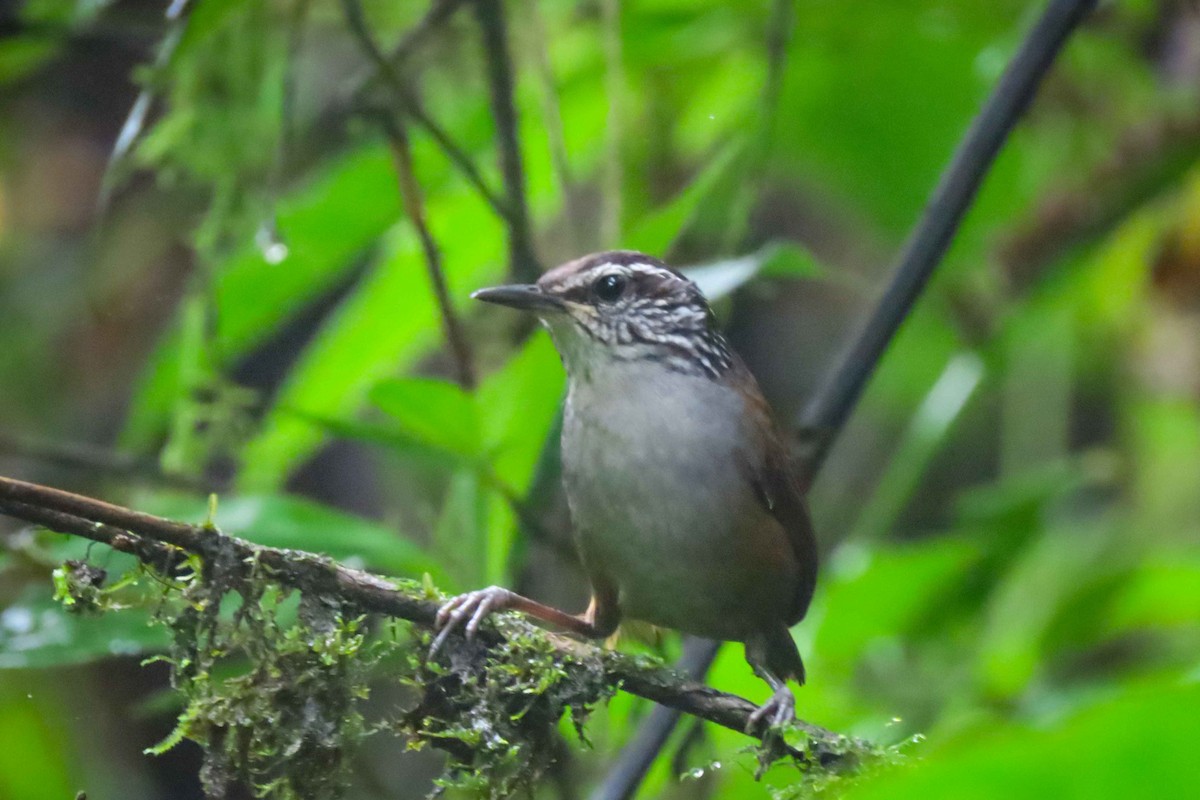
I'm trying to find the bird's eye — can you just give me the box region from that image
[592,273,627,303]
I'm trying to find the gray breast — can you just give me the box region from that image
[561,361,797,640]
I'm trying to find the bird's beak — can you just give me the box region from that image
[471,284,564,313]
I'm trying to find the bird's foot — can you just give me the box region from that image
[429,585,515,657]
[746,685,796,733]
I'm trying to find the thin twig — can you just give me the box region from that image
[526,1,585,251]
[0,431,215,493]
[264,0,469,179]
[718,0,796,254]
[380,113,478,389]
[338,0,513,223]
[599,0,623,248]
[590,638,719,800]
[0,474,850,759]
[382,0,471,69]
[257,0,314,256]
[596,1,1099,797]
[472,0,542,282]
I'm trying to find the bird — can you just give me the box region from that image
[430,250,818,729]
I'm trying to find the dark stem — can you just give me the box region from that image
[598,0,1098,796]
[472,0,542,282]
[338,0,472,104]
[717,0,795,255]
[796,0,1099,478]
[590,637,719,800]
[382,0,471,70]
[599,0,623,248]
[338,0,513,223]
[380,113,478,389]
[284,0,469,176]
[527,1,585,251]
[260,0,313,246]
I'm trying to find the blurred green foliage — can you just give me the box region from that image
[1,0,1199,798]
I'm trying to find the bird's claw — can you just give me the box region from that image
[428,585,514,658]
[746,686,795,733]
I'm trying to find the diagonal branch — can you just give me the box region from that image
[0,474,853,761]
[796,0,1100,477]
[472,0,542,282]
[345,0,471,107]
[380,112,478,389]
[338,0,514,223]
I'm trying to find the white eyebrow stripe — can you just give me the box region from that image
[590,262,677,281]
[547,258,699,300]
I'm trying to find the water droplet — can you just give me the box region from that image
[1,607,34,634]
[974,45,1006,81]
[255,222,289,264]
[265,243,288,264]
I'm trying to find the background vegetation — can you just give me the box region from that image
[1,0,1199,798]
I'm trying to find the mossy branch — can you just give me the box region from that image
[0,474,856,761]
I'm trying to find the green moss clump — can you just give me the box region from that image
[403,616,616,798]
[755,725,919,799]
[52,560,110,615]
[49,529,617,799]
[145,543,384,800]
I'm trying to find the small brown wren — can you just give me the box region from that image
[431,250,818,728]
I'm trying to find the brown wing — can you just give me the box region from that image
[731,361,819,626]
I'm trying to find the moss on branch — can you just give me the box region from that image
[0,475,881,797]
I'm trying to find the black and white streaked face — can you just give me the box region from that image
[472,251,734,380]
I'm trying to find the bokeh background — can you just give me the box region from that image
[1,0,1199,797]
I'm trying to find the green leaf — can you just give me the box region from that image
[682,241,826,301]
[0,39,55,83]
[0,674,81,799]
[370,378,483,460]
[290,410,476,472]
[850,352,985,543]
[172,0,245,61]
[0,588,169,670]
[815,538,981,671]
[476,333,565,493]
[977,516,1120,698]
[843,683,1200,800]
[624,137,747,256]
[122,145,402,453]
[1104,555,1200,636]
[433,470,491,589]
[235,179,507,491]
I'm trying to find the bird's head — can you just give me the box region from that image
[472,251,733,380]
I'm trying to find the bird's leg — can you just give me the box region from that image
[429,582,620,656]
[744,624,805,732]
